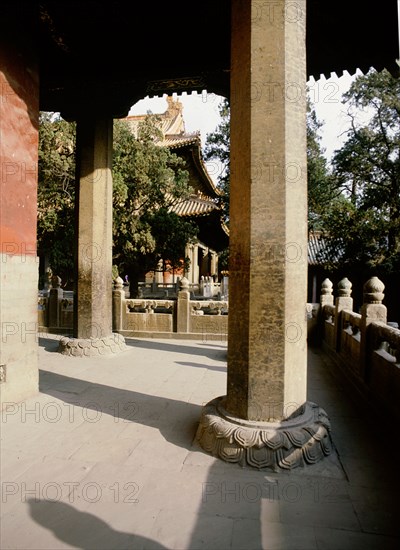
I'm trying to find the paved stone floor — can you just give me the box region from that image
[1,335,399,549]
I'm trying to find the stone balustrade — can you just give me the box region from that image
[38,275,399,404]
[319,276,400,423]
[137,280,222,300]
[38,276,228,341]
[37,273,399,420]
[37,278,73,334]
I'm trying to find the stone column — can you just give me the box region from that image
[196,0,331,471]
[59,117,126,356]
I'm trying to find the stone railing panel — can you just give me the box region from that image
[124,312,173,334]
[126,299,175,314]
[190,300,228,316]
[123,299,175,334]
[322,304,336,350]
[189,299,228,336]
[369,322,400,421]
[370,322,400,365]
[340,310,362,376]
[319,276,400,424]
[60,298,73,328]
[38,296,48,328]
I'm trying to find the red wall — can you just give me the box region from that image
[0,38,39,257]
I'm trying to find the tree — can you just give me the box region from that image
[37,112,76,285]
[306,98,338,230]
[203,95,335,264]
[203,98,230,225]
[320,69,400,276]
[202,98,230,272]
[111,116,197,288]
[143,207,198,279]
[37,114,197,289]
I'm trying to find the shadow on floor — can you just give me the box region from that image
[39,370,203,451]
[124,337,227,362]
[27,499,167,550]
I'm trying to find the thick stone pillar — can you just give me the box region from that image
[196,0,331,471]
[59,117,126,356]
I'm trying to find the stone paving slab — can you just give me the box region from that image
[1,336,399,549]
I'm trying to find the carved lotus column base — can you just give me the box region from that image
[58,334,127,357]
[196,396,332,471]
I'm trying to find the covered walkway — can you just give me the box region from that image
[1,336,399,549]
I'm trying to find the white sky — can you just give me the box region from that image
[129,91,225,183]
[308,70,368,163]
[128,71,367,180]
[129,91,223,145]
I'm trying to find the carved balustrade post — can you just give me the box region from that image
[177,277,190,333]
[360,276,387,380]
[49,275,63,329]
[317,278,333,344]
[320,278,334,308]
[334,278,353,351]
[112,276,125,333]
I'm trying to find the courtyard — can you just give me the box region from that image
[1,336,399,549]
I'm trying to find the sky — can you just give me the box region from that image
[129,90,223,143]
[307,70,368,162]
[129,91,225,183]
[128,71,366,181]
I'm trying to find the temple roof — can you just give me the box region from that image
[308,231,340,267]
[123,98,222,199]
[124,97,188,139]
[124,98,229,252]
[168,192,219,218]
[308,231,329,266]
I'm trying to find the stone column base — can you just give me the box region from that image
[58,333,127,357]
[196,396,332,471]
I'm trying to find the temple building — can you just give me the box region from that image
[123,97,229,285]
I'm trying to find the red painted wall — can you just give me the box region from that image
[0,37,39,257]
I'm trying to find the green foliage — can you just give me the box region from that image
[37,113,197,286]
[203,98,230,269]
[204,98,230,224]
[37,112,76,281]
[306,98,338,230]
[143,207,198,273]
[320,69,400,275]
[203,96,337,267]
[111,117,196,280]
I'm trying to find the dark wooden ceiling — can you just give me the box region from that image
[8,1,399,118]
